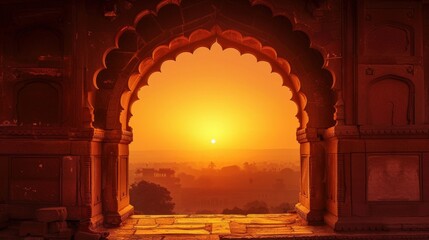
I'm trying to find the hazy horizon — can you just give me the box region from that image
[129,147,300,213]
[130,147,299,152]
[129,148,300,170]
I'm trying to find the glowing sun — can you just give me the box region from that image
[211,139,216,144]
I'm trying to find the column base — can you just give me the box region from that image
[89,213,104,228]
[295,203,324,225]
[104,204,134,227]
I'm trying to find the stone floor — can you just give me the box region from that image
[104,213,328,239]
[2,213,429,239]
[101,214,429,240]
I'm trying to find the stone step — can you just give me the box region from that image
[48,221,68,233]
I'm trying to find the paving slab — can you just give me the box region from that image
[135,228,210,235]
[246,214,293,218]
[228,222,247,234]
[189,214,226,218]
[163,235,220,240]
[124,219,139,225]
[247,226,294,235]
[175,217,225,224]
[212,222,231,235]
[130,214,188,218]
[219,215,247,219]
[229,218,285,225]
[134,225,159,229]
[246,224,288,228]
[5,213,429,239]
[107,229,136,236]
[157,224,207,229]
[137,218,157,225]
[117,224,136,229]
[155,218,176,225]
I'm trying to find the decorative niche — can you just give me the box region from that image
[364,23,414,57]
[15,80,62,126]
[13,26,64,67]
[366,75,414,126]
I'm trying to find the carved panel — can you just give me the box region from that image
[119,156,128,200]
[92,156,102,205]
[359,1,422,64]
[367,155,420,201]
[10,157,60,203]
[365,24,412,57]
[14,27,63,62]
[300,155,309,197]
[62,156,77,206]
[16,81,61,126]
[326,154,336,202]
[367,77,413,126]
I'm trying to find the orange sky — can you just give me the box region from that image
[129,43,299,151]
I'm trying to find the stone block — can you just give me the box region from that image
[48,221,68,233]
[367,155,420,201]
[19,221,47,237]
[36,207,67,222]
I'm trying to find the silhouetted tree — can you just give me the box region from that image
[222,207,246,214]
[244,200,269,214]
[195,209,216,214]
[208,161,216,170]
[271,202,293,213]
[129,180,175,214]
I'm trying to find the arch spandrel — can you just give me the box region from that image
[108,27,310,131]
[93,0,337,131]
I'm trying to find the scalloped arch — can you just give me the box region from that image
[94,0,336,130]
[156,0,181,13]
[118,27,309,131]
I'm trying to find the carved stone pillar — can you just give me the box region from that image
[102,130,134,227]
[295,128,326,225]
[322,125,359,230]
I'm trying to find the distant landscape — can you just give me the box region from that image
[129,148,300,214]
[129,148,300,171]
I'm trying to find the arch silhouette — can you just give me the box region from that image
[93,0,336,131]
[93,0,337,227]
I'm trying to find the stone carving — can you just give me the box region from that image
[300,156,309,197]
[95,0,336,131]
[14,27,63,62]
[16,81,61,126]
[0,120,17,126]
[367,155,420,201]
[367,77,413,126]
[365,24,412,57]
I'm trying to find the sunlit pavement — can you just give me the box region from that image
[102,213,325,239]
[3,213,429,239]
[103,213,429,240]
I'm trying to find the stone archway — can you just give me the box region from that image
[93,0,336,227]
